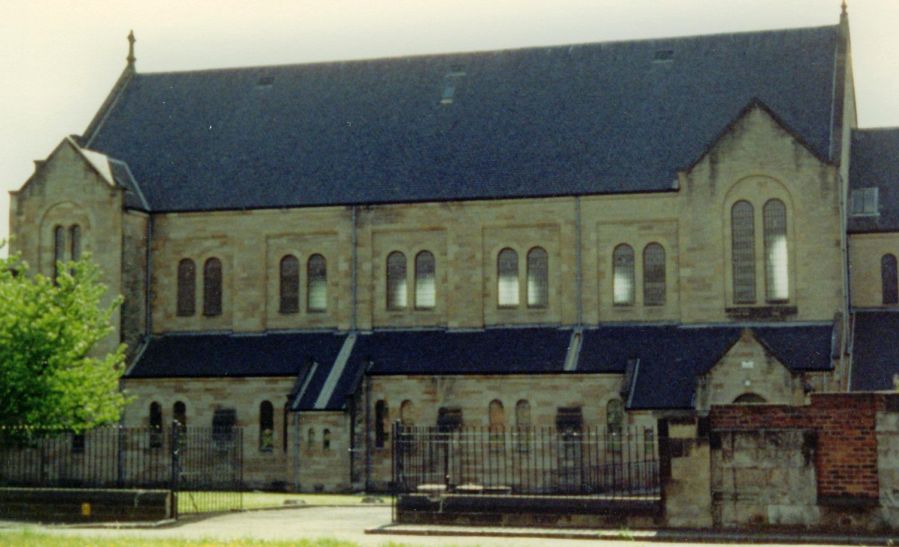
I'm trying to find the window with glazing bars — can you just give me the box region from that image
[307,254,327,312]
[763,199,788,302]
[731,201,756,303]
[203,257,223,316]
[527,247,548,308]
[497,248,519,307]
[386,252,407,310]
[176,259,196,316]
[643,243,666,306]
[279,255,299,313]
[414,251,435,310]
[613,244,635,305]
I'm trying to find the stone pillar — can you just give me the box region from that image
[662,419,713,527]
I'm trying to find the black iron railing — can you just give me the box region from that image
[393,424,660,499]
[0,424,243,515]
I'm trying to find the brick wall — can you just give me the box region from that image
[710,393,885,502]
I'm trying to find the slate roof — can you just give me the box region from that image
[355,328,573,375]
[126,331,347,378]
[85,25,840,212]
[578,324,835,409]
[848,128,899,233]
[851,311,899,391]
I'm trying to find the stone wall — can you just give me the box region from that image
[848,232,899,308]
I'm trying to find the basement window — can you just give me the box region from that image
[850,187,879,216]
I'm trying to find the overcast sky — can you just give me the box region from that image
[2,0,898,253]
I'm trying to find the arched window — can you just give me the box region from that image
[515,400,531,428]
[173,401,187,428]
[414,251,436,310]
[883,254,898,305]
[400,400,414,427]
[527,247,548,308]
[68,225,81,261]
[279,255,299,314]
[375,400,389,448]
[733,393,767,404]
[177,259,196,316]
[203,257,223,316]
[53,225,65,283]
[497,248,519,307]
[259,401,274,451]
[732,200,756,303]
[149,402,163,449]
[643,243,666,306]
[307,254,327,312]
[323,429,331,451]
[763,199,789,302]
[488,400,505,431]
[386,252,407,310]
[606,399,623,435]
[613,244,635,306]
[307,428,315,449]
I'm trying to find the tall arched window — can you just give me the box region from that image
[322,429,331,451]
[400,400,414,427]
[53,225,65,283]
[488,400,505,431]
[606,399,623,435]
[643,243,666,306]
[279,255,299,314]
[68,225,81,261]
[414,251,436,310]
[177,259,196,316]
[732,201,756,303]
[763,199,789,302]
[203,257,223,316]
[149,402,163,449]
[613,244,635,306]
[375,400,389,448]
[497,248,519,307]
[515,400,531,428]
[386,252,407,310]
[527,247,548,308]
[307,428,315,450]
[173,401,187,428]
[259,401,274,451]
[883,254,898,305]
[307,254,327,312]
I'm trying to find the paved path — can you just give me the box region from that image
[0,506,876,546]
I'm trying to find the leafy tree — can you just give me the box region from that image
[0,247,127,432]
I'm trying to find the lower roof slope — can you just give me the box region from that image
[86,25,839,212]
[851,311,899,391]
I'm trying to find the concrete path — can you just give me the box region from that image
[0,506,887,546]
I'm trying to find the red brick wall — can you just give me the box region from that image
[710,393,885,501]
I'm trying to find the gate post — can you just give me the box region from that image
[170,421,180,519]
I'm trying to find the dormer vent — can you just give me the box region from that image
[653,49,674,62]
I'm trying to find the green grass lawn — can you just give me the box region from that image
[0,530,364,546]
[176,491,387,514]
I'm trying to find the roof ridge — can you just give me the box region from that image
[135,23,839,77]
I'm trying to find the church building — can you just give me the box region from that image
[9,7,899,491]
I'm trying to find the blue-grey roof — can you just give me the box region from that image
[578,324,834,410]
[355,328,573,375]
[851,311,899,391]
[86,25,839,212]
[848,129,899,233]
[126,331,347,378]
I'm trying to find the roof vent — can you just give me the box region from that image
[440,67,466,105]
[653,49,674,62]
[257,75,275,87]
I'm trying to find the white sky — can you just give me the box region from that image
[2,0,898,254]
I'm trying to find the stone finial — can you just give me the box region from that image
[127,30,136,68]
[841,0,847,16]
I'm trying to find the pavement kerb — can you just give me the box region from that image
[366,525,899,545]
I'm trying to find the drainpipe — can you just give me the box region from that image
[351,206,358,331]
[575,196,583,326]
[144,215,154,336]
[294,412,301,492]
[363,372,372,491]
